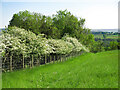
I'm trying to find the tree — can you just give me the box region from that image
[9,10,94,49]
[52,9,94,47]
[109,41,118,50]
[90,40,105,53]
[103,34,107,39]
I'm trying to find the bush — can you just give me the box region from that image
[62,34,89,52]
[109,41,118,50]
[0,26,89,60]
[8,10,94,47]
[47,39,73,55]
[0,27,53,57]
[90,40,105,53]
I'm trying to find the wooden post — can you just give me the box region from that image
[32,55,34,67]
[37,54,39,65]
[57,55,58,63]
[63,55,65,61]
[50,55,51,63]
[60,55,62,62]
[23,54,24,68]
[69,55,70,59]
[54,55,55,63]
[63,55,64,61]
[39,54,41,65]
[10,53,13,71]
[65,55,66,61]
[58,55,59,62]
[66,55,68,61]
[45,54,47,64]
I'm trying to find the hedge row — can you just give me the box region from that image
[0,26,89,58]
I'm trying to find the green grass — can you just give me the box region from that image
[94,34,119,39]
[107,35,119,39]
[0,73,1,89]
[2,50,118,88]
[94,34,103,39]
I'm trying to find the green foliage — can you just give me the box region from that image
[8,10,94,48]
[90,40,105,53]
[103,34,107,39]
[2,50,118,88]
[91,32,119,53]
[9,10,55,37]
[90,39,118,53]
[47,39,73,54]
[0,26,88,58]
[62,34,89,52]
[0,27,53,58]
[52,10,94,46]
[109,41,118,50]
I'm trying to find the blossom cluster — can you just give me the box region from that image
[47,39,73,54]
[62,35,89,52]
[0,26,89,58]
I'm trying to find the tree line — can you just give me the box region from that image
[8,10,94,49]
[8,10,119,53]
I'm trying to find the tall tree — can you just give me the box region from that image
[52,9,94,46]
[9,10,94,48]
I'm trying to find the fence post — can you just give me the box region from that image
[58,55,59,62]
[45,54,47,64]
[63,55,64,61]
[32,55,34,67]
[10,53,13,71]
[57,55,58,63]
[66,55,68,60]
[65,55,66,61]
[39,54,41,65]
[70,53,71,58]
[54,55,55,63]
[37,54,39,65]
[60,55,62,62]
[50,55,52,63]
[23,54,24,68]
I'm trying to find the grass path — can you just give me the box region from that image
[2,50,118,88]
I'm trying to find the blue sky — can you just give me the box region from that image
[0,0,119,29]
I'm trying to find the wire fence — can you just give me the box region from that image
[2,51,84,72]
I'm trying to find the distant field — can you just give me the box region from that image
[2,50,118,88]
[107,35,119,39]
[94,34,119,39]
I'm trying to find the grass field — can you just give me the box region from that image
[2,50,118,88]
[94,34,119,39]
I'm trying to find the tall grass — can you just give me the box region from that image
[2,50,118,88]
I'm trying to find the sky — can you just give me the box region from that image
[0,0,119,29]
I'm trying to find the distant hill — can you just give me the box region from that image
[91,29,118,32]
